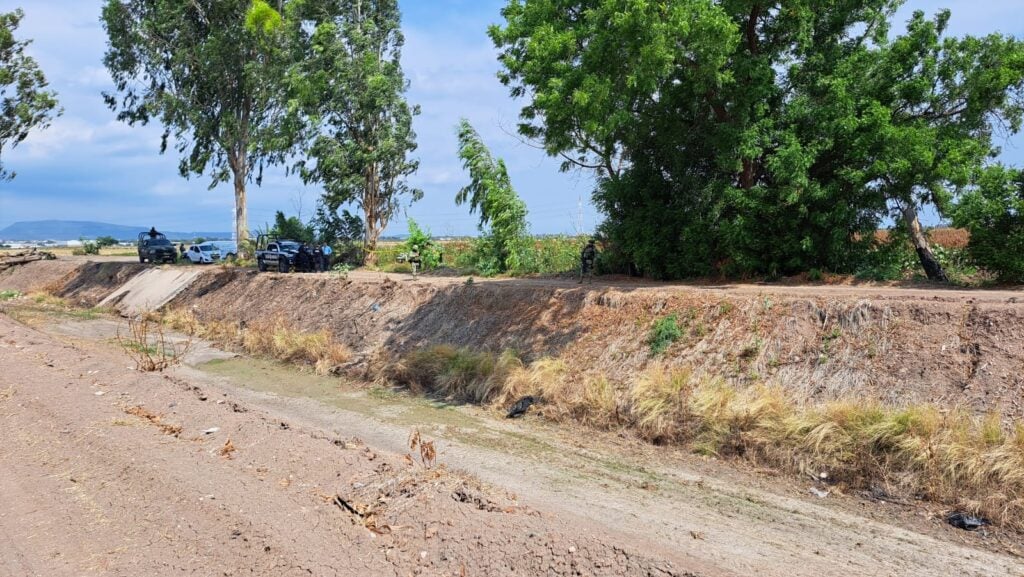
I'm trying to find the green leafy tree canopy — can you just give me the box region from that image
[101,0,297,253]
[455,118,529,273]
[0,8,61,180]
[289,0,421,265]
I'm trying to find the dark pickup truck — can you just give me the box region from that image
[137,231,178,264]
[255,234,300,273]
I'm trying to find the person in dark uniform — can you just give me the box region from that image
[579,239,597,284]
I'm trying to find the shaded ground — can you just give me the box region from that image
[2,309,1022,577]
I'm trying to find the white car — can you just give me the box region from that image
[184,243,222,264]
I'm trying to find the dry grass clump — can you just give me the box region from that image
[241,318,351,375]
[622,367,1024,529]
[381,345,521,403]
[381,347,1024,528]
[162,310,350,376]
[28,291,67,307]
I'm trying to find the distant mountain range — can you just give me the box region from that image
[0,220,232,242]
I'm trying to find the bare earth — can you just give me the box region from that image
[2,310,1023,577]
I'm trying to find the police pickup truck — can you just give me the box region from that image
[255,234,301,273]
[137,230,178,264]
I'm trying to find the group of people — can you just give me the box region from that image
[293,242,333,273]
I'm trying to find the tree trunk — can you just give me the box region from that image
[362,163,381,266]
[900,202,948,282]
[231,151,250,258]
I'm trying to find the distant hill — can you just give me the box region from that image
[0,220,232,242]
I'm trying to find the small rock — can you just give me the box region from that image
[94,391,105,396]
[809,487,830,499]
[203,427,220,434]
[568,546,577,554]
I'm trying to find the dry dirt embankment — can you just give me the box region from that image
[4,260,1024,415]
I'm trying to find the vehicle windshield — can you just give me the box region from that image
[199,245,215,252]
[149,238,171,246]
[279,241,301,251]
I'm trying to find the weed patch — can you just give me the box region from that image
[117,315,192,372]
[648,314,682,355]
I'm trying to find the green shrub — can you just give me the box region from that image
[648,314,682,355]
[403,218,441,270]
[952,167,1024,283]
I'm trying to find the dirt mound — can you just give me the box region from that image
[168,268,1024,416]
[0,259,79,293]
[5,261,1023,416]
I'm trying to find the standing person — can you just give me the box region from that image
[312,244,325,272]
[409,244,421,277]
[579,239,597,284]
[178,243,186,259]
[322,243,333,271]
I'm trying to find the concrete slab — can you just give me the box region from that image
[99,267,204,314]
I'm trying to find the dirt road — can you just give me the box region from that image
[2,311,1022,577]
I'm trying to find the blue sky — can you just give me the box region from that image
[1,1,1022,236]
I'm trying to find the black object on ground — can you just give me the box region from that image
[506,396,536,419]
[946,512,989,531]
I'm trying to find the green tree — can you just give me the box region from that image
[289,0,421,265]
[491,1,1024,281]
[455,119,529,273]
[101,0,296,255]
[0,8,61,181]
[847,11,1024,281]
[269,210,314,243]
[95,235,118,248]
[952,166,1024,283]
[311,201,364,246]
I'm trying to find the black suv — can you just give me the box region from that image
[137,230,178,264]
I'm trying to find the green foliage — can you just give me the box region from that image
[491,2,1024,280]
[648,315,682,356]
[311,201,365,265]
[101,0,295,248]
[0,290,21,300]
[269,210,314,243]
[952,167,1024,282]
[245,0,282,35]
[330,262,352,279]
[0,9,61,180]
[455,119,529,273]
[403,218,440,270]
[94,236,118,248]
[77,239,101,255]
[289,0,421,261]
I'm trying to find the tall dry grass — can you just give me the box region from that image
[163,310,350,375]
[378,346,1024,529]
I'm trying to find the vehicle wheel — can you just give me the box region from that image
[139,255,146,263]
[257,258,267,272]
[278,258,289,273]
